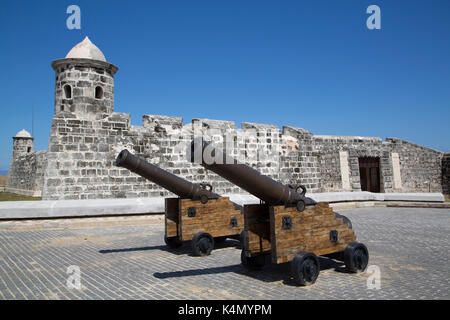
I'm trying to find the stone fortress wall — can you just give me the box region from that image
[442,153,450,195]
[40,111,446,200]
[5,131,47,197]
[6,37,449,200]
[6,151,47,197]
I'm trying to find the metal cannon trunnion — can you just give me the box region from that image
[190,139,369,285]
[116,149,244,256]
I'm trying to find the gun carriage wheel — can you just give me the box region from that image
[291,252,320,286]
[241,250,265,271]
[164,236,183,249]
[191,232,215,256]
[344,242,369,273]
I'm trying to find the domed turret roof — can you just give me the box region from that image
[65,36,106,62]
[15,129,32,138]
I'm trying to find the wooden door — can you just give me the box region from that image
[358,157,380,193]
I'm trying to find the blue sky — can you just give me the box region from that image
[1,0,449,171]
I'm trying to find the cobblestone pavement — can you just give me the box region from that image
[0,208,448,300]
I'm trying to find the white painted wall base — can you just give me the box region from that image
[0,192,445,220]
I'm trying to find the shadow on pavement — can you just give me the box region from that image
[153,256,346,286]
[99,238,241,256]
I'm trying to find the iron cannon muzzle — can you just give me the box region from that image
[116,149,130,167]
[115,149,219,202]
[189,138,316,210]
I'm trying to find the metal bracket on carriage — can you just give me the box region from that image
[282,216,293,230]
[329,230,338,242]
[187,207,196,217]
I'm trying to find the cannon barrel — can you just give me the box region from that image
[116,149,219,201]
[189,138,316,208]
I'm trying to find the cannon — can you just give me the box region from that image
[116,149,244,256]
[190,139,369,285]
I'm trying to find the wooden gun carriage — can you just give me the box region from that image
[190,139,369,285]
[116,149,243,256]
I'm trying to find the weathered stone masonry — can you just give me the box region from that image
[442,153,450,195]
[7,37,449,199]
[40,112,446,200]
[6,131,47,197]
